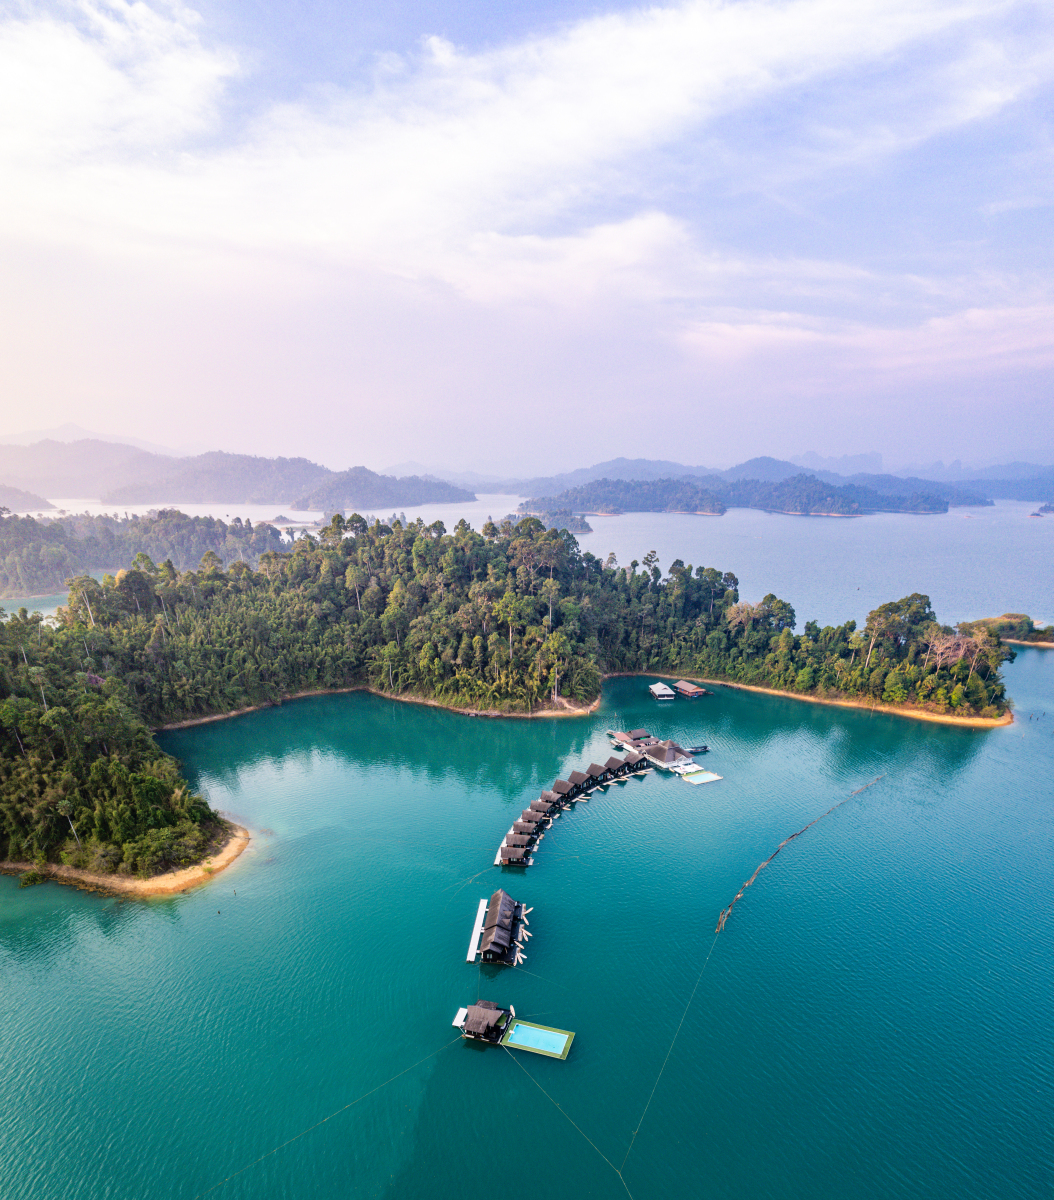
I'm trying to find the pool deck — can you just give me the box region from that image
[500,1019,575,1060]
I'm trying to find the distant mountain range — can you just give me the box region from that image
[500,455,1054,505]
[0,438,1051,513]
[0,441,476,509]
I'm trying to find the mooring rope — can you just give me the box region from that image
[715,774,885,933]
[620,931,721,1172]
[190,1036,462,1198]
[503,1047,636,1200]
[621,773,887,1173]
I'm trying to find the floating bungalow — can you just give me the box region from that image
[551,780,575,802]
[605,755,628,778]
[518,808,547,828]
[585,763,610,788]
[649,681,676,700]
[646,739,695,769]
[498,845,532,866]
[674,680,713,698]
[567,769,590,796]
[466,889,532,965]
[453,1001,514,1044]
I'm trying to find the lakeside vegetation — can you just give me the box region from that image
[0,508,287,597]
[0,511,1013,879]
[970,613,1054,644]
[522,474,956,516]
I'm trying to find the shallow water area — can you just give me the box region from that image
[1,656,1052,1200]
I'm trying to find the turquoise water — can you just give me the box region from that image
[505,1022,570,1054]
[2,656,1053,1199]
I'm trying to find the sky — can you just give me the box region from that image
[1,0,1052,472]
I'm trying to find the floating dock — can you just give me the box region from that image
[466,897,488,962]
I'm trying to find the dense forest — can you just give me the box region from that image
[523,475,954,516]
[0,509,287,597]
[0,513,1012,879]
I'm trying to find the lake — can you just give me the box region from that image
[6,499,1049,628]
[2,655,1052,1200]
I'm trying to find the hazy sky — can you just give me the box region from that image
[1,0,1052,471]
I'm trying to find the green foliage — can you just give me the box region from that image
[1,512,1013,878]
[0,509,286,597]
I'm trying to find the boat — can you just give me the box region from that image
[685,745,709,754]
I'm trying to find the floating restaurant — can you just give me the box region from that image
[466,889,532,966]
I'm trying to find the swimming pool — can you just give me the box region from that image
[504,1022,572,1057]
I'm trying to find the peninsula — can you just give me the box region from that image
[1,510,1013,888]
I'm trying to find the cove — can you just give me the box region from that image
[1,659,1052,1200]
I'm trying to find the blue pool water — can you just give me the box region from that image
[506,1022,571,1055]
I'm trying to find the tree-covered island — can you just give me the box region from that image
[1,512,1013,884]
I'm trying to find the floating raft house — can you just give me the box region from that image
[466,889,532,965]
[674,680,713,697]
[453,1003,575,1059]
[649,681,676,699]
[452,1001,513,1044]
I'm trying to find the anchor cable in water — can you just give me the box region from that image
[716,775,885,933]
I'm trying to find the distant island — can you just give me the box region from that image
[521,474,957,517]
[0,484,52,513]
[0,440,476,509]
[971,613,1054,646]
[0,511,1014,888]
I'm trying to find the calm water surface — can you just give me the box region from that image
[2,655,1052,1200]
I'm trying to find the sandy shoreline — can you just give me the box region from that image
[155,674,1008,732]
[153,686,599,730]
[0,825,250,898]
[1002,639,1054,649]
[664,675,1014,728]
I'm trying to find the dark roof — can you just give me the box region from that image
[605,756,625,771]
[519,809,543,824]
[500,846,528,860]
[628,729,650,740]
[485,889,516,931]
[568,770,588,786]
[480,926,511,954]
[505,833,532,847]
[512,821,537,835]
[552,780,573,794]
[587,763,607,778]
[539,790,561,803]
[530,798,554,813]
[624,750,644,764]
[464,1003,506,1033]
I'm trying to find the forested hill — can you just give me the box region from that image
[1,513,1012,880]
[523,475,951,516]
[0,510,286,598]
[293,467,475,511]
[0,440,477,508]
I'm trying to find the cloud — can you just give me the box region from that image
[0,0,1052,466]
